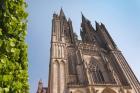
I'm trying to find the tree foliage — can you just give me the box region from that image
[0,0,29,92]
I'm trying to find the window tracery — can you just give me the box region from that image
[87,58,105,83]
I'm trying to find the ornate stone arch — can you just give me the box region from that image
[60,60,65,64]
[102,87,116,93]
[53,60,59,65]
[127,90,131,93]
[53,60,59,73]
[74,90,83,93]
[60,60,65,75]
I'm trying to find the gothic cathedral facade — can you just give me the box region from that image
[38,9,140,93]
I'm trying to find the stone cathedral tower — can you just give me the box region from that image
[45,9,140,93]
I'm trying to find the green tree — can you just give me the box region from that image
[0,0,29,92]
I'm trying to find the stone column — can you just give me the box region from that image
[53,61,59,93]
[60,61,65,93]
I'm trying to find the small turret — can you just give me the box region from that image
[68,18,72,23]
[37,79,43,93]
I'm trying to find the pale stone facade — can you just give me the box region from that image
[38,9,140,93]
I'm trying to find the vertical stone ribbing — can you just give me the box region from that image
[60,61,65,93]
[112,51,140,93]
[119,54,140,92]
[62,46,64,58]
[52,61,59,93]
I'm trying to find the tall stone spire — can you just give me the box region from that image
[81,12,86,22]
[59,8,65,17]
[80,13,97,44]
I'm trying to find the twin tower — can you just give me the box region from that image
[37,9,140,93]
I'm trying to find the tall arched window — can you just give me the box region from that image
[88,57,105,84]
[97,69,105,83]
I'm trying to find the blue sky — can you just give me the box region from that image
[27,0,140,93]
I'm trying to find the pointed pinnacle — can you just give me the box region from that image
[39,79,43,84]
[95,21,100,30]
[101,22,105,26]
[81,12,87,22]
[95,21,100,26]
[60,8,65,17]
[68,18,72,22]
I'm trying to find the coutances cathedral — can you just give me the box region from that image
[37,9,140,93]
